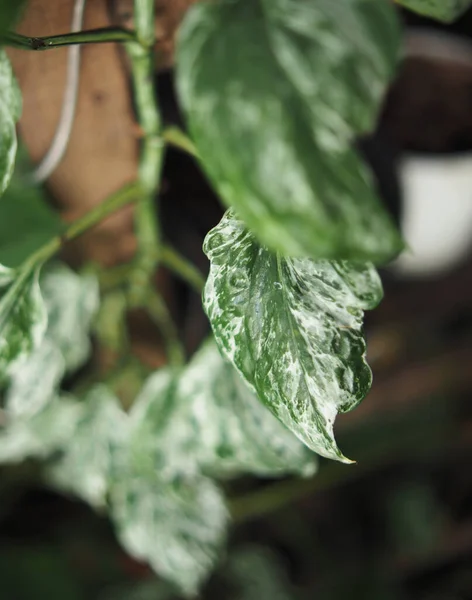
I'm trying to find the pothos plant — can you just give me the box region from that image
[0,0,467,595]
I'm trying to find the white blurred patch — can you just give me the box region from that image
[394,154,472,277]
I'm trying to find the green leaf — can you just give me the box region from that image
[111,474,228,597]
[396,0,472,22]
[203,210,383,463]
[0,396,83,463]
[176,0,403,263]
[0,0,27,34]
[47,386,128,508]
[0,262,47,381]
[0,50,21,196]
[0,148,62,268]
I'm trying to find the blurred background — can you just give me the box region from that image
[1,4,472,600]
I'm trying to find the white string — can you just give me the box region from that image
[31,0,87,183]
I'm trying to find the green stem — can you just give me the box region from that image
[26,182,142,268]
[163,127,199,159]
[127,1,164,305]
[3,28,137,51]
[146,291,185,366]
[161,245,205,294]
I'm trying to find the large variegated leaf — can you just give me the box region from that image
[111,474,228,596]
[0,263,47,381]
[0,50,21,195]
[396,0,472,22]
[129,343,317,479]
[203,211,383,463]
[176,0,403,263]
[47,386,128,508]
[0,396,82,463]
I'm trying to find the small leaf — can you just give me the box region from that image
[203,211,383,462]
[111,474,228,597]
[0,50,21,195]
[396,0,472,22]
[0,396,82,464]
[47,386,128,508]
[5,339,65,418]
[0,263,47,381]
[177,0,403,263]
[40,263,99,373]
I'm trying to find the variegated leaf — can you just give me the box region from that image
[47,386,128,508]
[0,50,21,195]
[111,474,228,597]
[0,263,47,381]
[176,0,403,263]
[203,210,383,463]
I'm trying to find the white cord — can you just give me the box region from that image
[31,0,87,183]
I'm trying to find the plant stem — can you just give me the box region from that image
[26,182,142,268]
[3,28,137,50]
[146,291,185,366]
[127,0,164,305]
[161,245,205,294]
[163,127,199,159]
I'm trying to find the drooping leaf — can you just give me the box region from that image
[203,210,383,463]
[40,263,99,372]
[0,50,21,196]
[0,395,82,463]
[0,262,47,381]
[47,386,128,508]
[111,474,228,597]
[176,0,403,263]
[396,0,472,22]
[0,147,62,268]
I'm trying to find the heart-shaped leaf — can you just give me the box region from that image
[203,210,383,462]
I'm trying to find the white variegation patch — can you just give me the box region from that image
[111,474,228,597]
[0,50,21,196]
[203,211,383,463]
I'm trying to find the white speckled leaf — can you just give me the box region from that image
[129,344,317,480]
[178,340,317,477]
[0,50,21,195]
[396,0,472,22]
[47,386,128,508]
[203,210,383,463]
[0,263,47,381]
[40,263,100,373]
[0,395,83,464]
[176,0,403,263]
[6,339,65,418]
[111,474,228,597]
